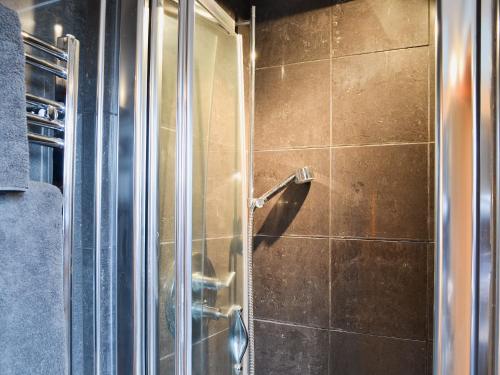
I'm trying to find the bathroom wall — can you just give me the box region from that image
[252,0,435,374]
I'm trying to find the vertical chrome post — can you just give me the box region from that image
[435,0,479,374]
[235,33,249,375]
[175,0,195,374]
[62,35,79,375]
[147,1,164,375]
[94,1,107,374]
[478,0,497,372]
[133,1,150,374]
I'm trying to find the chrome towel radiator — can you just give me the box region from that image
[23,31,80,374]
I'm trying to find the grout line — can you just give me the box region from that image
[256,57,331,71]
[329,328,428,344]
[159,329,230,362]
[256,45,431,71]
[254,141,435,153]
[254,318,330,331]
[254,233,435,244]
[255,318,429,344]
[331,43,431,60]
[159,235,241,246]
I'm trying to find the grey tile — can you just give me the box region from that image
[160,354,174,375]
[331,144,429,240]
[254,148,330,237]
[255,320,329,375]
[255,60,330,150]
[429,144,435,241]
[193,330,232,375]
[427,243,434,341]
[332,47,428,145]
[330,331,427,375]
[256,3,331,67]
[204,147,244,239]
[428,0,436,143]
[254,236,329,328]
[331,0,429,57]
[331,239,427,339]
[427,341,434,375]
[160,330,233,375]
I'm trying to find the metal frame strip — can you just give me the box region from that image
[62,35,79,375]
[147,0,165,374]
[175,0,195,374]
[94,0,107,374]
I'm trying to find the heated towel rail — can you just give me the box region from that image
[23,31,80,374]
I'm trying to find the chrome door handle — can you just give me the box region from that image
[229,306,248,374]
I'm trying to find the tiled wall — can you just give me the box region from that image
[252,0,435,374]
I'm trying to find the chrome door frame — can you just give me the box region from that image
[147,1,196,375]
[147,1,245,374]
[115,0,150,374]
[435,0,498,374]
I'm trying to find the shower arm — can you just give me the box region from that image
[252,166,314,210]
[252,173,296,209]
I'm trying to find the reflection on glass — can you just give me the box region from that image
[157,1,245,374]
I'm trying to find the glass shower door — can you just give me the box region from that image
[151,1,247,374]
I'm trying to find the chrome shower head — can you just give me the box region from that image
[294,166,314,184]
[253,166,314,209]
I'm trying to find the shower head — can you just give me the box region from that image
[294,166,314,184]
[253,166,315,209]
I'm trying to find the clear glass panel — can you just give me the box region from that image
[156,1,245,374]
[158,1,178,373]
[192,5,245,374]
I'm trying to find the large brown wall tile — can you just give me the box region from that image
[255,320,329,375]
[253,236,329,327]
[331,0,429,57]
[427,243,434,341]
[331,239,427,339]
[255,60,330,150]
[254,148,330,237]
[330,331,427,375]
[332,47,428,145]
[256,4,331,67]
[331,144,428,240]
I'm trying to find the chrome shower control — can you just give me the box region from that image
[192,271,236,292]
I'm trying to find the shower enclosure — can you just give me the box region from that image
[110,0,500,374]
[150,1,247,373]
[113,0,248,374]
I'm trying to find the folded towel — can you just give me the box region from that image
[0,181,65,375]
[0,4,29,191]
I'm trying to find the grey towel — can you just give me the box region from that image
[0,181,65,375]
[0,4,29,191]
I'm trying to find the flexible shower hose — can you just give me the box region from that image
[247,206,255,375]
